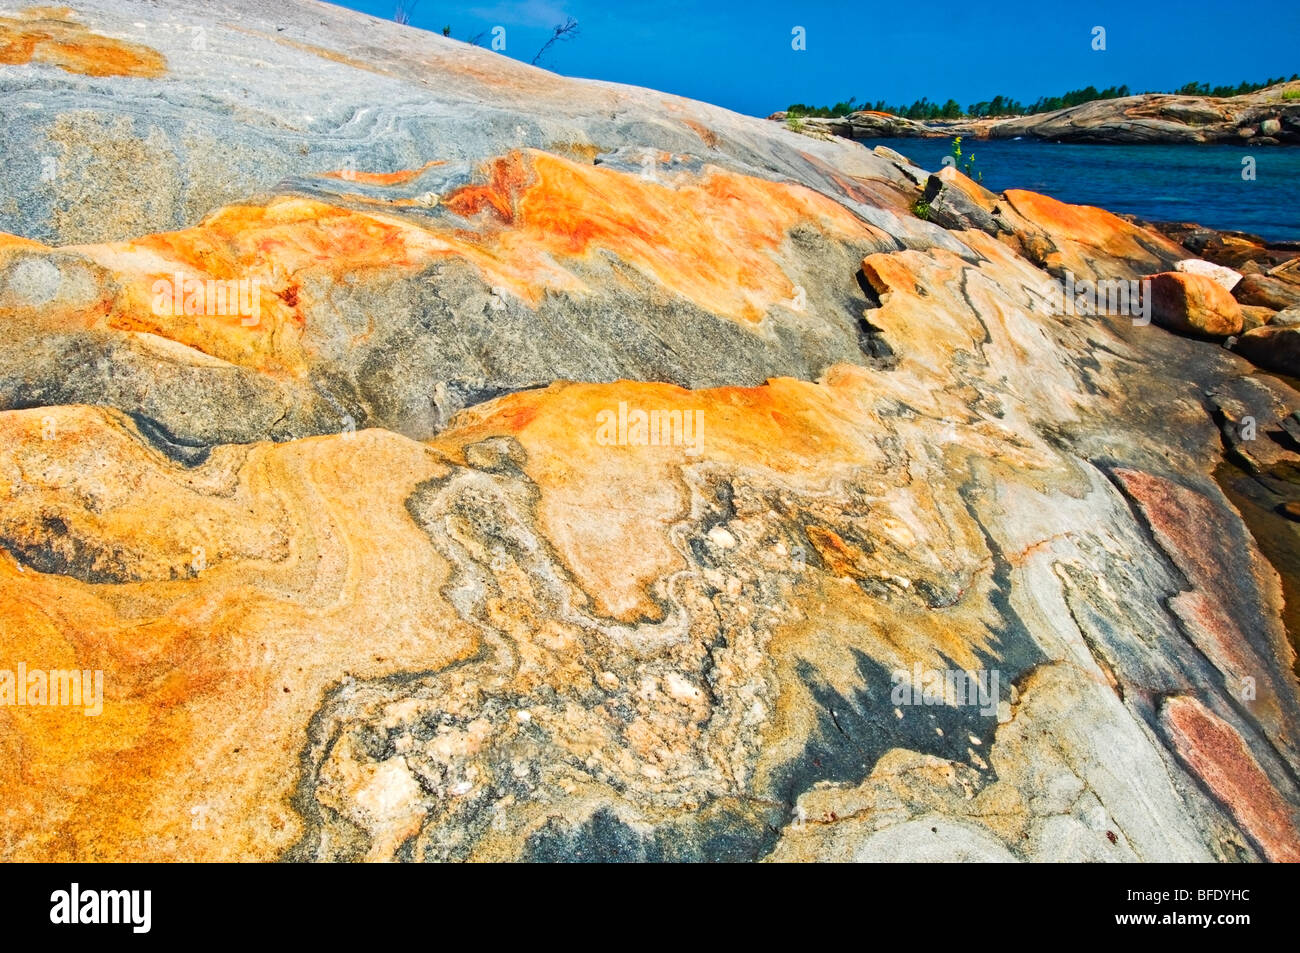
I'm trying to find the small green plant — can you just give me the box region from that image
[786,116,805,132]
[1282,89,1300,101]
[912,197,932,220]
[950,136,982,182]
[442,24,452,36]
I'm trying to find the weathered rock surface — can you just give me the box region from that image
[1,0,1299,863]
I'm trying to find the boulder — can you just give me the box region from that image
[1234,325,1300,376]
[1174,258,1242,291]
[1261,118,1283,136]
[1234,273,1300,311]
[1273,308,1300,327]
[1149,272,1244,337]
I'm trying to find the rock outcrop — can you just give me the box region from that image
[1,0,1299,863]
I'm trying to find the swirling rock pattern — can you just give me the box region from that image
[0,0,1298,862]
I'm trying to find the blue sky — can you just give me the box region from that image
[330,0,1299,117]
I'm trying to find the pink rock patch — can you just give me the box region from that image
[1160,695,1300,862]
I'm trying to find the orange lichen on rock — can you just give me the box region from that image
[683,119,721,149]
[63,197,488,374]
[320,159,446,186]
[1005,189,1158,258]
[936,165,1001,214]
[860,230,1076,393]
[0,367,1002,859]
[0,237,125,334]
[0,231,49,253]
[442,151,527,222]
[0,7,165,78]
[437,371,878,622]
[1160,696,1300,862]
[434,362,1014,636]
[0,404,470,861]
[5,148,889,377]
[1004,187,1185,278]
[443,149,886,322]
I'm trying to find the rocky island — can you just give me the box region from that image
[773,82,1300,145]
[1,0,1298,863]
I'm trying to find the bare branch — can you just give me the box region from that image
[394,1,420,26]
[530,17,580,67]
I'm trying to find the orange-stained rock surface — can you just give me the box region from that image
[436,364,1033,627]
[321,160,446,186]
[0,149,890,383]
[2,0,1299,864]
[0,404,471,860]
[0,6,164,77]
[433,149,888,321]
[1003,187,1187,280]
[0,370,1020,859]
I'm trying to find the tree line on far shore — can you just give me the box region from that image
[785,75,1300,120]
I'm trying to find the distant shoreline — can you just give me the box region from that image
[772,82,1300,146]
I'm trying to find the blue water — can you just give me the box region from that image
[856,138,1300,242]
